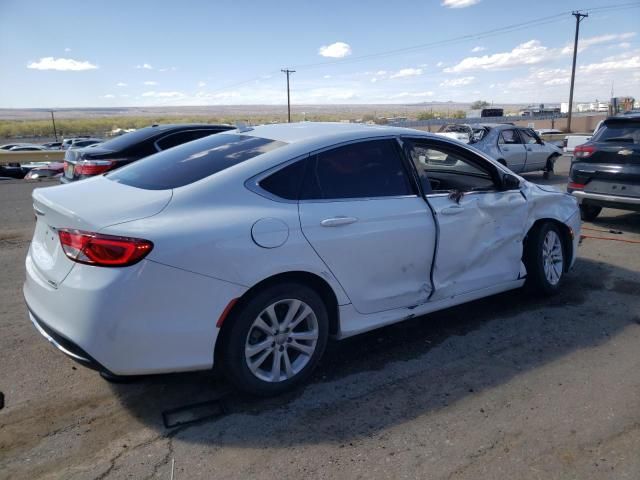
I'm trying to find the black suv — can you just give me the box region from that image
[567,114,640,220]
[61,123,234,183]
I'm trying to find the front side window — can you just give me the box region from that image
[499,129,522,145]
[300,139,413,200]
[405,139,496,193]
[108,134,286,190]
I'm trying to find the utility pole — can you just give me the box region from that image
[281,69,295,123]
[567,10,588,133]
[50,110,58,141]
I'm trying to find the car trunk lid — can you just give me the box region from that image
[30,176,172,286]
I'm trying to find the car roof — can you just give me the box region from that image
[238,122,429,145]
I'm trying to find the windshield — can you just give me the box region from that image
[107,134,286,190]
[592,121,640,144]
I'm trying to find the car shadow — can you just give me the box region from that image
[109,256,640,447]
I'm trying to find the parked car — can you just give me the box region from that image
[9,145,49,151]
[62,136,93,150]
[567,114,640,220]
[0,143,30,150]
[61,123,234,183]
[25,123,580,395]
[42,142,63,150]
[24,162,64,180]
[437,123,562,176]
[68,138,103,150]
[0,162,29,179]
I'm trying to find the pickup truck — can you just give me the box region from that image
[563,120,604,153]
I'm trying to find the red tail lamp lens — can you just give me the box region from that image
[74,160,115,176]
[58,229,153,267]
[574,145,596,158]
[567,182,585,190]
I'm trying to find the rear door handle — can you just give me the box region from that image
[320,216,358,227]
[440,206,464,216]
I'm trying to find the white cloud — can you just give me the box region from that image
[120,94,130,98]
[370,78,378,83]
[323,75,332,79]
[318,42,352,58]
[440,76,475,87]
[143,80,158,86]
[27,57,98,71]
[390,67,423,79]
[376,70,387,75]
[197,81,206,87]
[441,0,480,8]
[561,32,636,54]
[619,42,631,49]
[103,94,115,99]
[64,47,71,52]
[471,46,485,53]
[579,55,640,74]
[445,40,548,72]
[141,91,185,98]
[135,63,153,70]
[436,61,444,67]
[116,82,127,87]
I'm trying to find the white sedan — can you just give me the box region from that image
[24,123,581,395]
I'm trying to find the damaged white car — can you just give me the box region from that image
[24,123,581,396]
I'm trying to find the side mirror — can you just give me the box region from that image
[501,173,521,191]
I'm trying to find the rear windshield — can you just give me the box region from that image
[97,127,161,151]
[592,121,640,144]
[107,134,286,190]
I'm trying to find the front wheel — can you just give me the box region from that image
[221,283,328,396]
[524,222,566,295]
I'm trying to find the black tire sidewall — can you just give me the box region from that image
[221,283,329,396]
[525,222,565,295]
[580,204,602,221]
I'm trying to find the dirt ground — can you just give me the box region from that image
[1,156,639,480]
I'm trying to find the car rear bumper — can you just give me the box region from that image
[24,251,247,375]
[571,190,640,211]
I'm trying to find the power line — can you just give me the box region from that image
[201,2,640,98]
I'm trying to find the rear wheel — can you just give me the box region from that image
[542,155,556,179]
[580,204,602,221]
[221,283,328,396]
[524,222,566,295]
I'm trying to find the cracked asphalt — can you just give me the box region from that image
[1,155,639,479]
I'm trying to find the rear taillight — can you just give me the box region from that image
[574,145,596,158]
[58,229,153,267]
[74,160,115,176]
[567,181,585,190]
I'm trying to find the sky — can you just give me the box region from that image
[0,0,639,108]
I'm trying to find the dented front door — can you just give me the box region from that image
[427,190,528,301]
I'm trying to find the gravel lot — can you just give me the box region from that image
[1,156,639,480]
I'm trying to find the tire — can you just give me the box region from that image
[542,155,556,179]
[220,283,329,396]
[580,204,602,221]
[523,222,566,296]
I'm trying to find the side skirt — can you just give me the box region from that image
[336,279,525,339]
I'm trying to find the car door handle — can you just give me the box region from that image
[440,206,464,216]
[320,216,358,227]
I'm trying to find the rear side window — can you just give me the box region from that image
[519,129,538,144]
[300,139,413,200]
[499,129,522,144]
[592,121,640,144]
[107,134,286,190]
[259,159,307,200]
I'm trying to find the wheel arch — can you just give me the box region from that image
[523,218,573,273]
[214,270,341,364]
